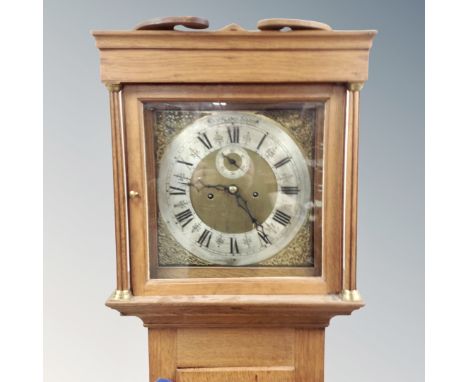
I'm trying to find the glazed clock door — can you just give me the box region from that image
[123,84,346,295]
[156,111,312,266]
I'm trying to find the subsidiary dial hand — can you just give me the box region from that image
[222,153,241,169]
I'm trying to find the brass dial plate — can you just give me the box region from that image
[190,148,277,233]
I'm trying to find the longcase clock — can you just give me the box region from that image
[93,16,376,382]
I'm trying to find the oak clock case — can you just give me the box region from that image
[93,17,376,382]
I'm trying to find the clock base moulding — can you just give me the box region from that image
[106,293,364,328]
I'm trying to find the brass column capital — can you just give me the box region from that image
[105,82,122,92]
[110,289,133,301]
[340,289,362,302]
[347,82,365,92]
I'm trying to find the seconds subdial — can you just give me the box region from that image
[215,144,251,179]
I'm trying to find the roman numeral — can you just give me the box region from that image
[175,209,193,227]
[227,126,240,143]
[197,229,212,247]
[197,132,212,150]
[274,157,291,169]
[169,186,186,195]
[281,186,300,195]
[273,210,292,226]
[176,159,193,168]
[256,133,268,150]
[257,231,271,245]
[230,237,239,254]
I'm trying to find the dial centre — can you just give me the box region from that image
[215,144,251,179]
[190,147,277,234]
[228,185,238,194]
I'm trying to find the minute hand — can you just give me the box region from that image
[233,191,270,241]
[233,191,257,225]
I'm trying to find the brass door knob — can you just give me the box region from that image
[129,190,140,199]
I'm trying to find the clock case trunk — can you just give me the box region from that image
[93,24,376,382]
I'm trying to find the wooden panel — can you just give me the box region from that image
[144,109,158,279]
[153,267,316,279]
[322,85,346,293]
[143,277,328,296]
[124,83,339,101]
[312,102,325,273]
[148,329,177,382]
[295,329,325,382]
[177,328,294,367]
[145,327,330,382]
[100,49,370,83]
[177,366,295,382]
[123,84,148,296]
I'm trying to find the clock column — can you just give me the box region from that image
[342,82,364,301]
[106,82,131,300]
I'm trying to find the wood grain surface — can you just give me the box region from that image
[107,294,363,328]
[147,327,326,382]
[93,29,376,83]
[99,49,370,83]
[176,367,295,382]
[149,329,177,382]
[176,328,294,367]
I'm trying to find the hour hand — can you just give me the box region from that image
[186,178,230,193]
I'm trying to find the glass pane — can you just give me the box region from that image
[144,102,324,278]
